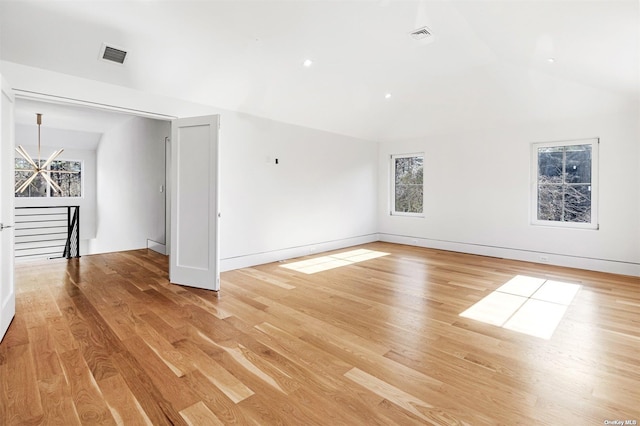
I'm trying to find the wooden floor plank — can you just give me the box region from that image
[1,243,638,424]
[57,348,116,425]
[344,367,451,425]
[120,336,200,412]
[183,370,255,425]
[27,324,63,381]
[109,349,187,426]
[2,343,44,425]
[37,375,82,426]
[180,401,225,426]
[98,374,153,426]
[174,339,255,404]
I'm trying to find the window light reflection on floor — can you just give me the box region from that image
[280,249,389,274]
[460,275,581,339]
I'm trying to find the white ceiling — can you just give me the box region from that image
[1,0,638,142]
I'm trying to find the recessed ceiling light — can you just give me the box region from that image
[385,93,392,99]
[547,58,555,63]
[303,59,313,67]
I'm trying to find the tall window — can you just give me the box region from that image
[532,139,598,229]
[15,158,82,198]
[391,153,424,216]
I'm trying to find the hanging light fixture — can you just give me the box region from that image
[15,113,65,194]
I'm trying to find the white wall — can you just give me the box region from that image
[14,124,98,255]
[5,61,637,276]
[88,116,169,254]
[218,112,378,269]
[378,106,640,276]
[2,63,379,267]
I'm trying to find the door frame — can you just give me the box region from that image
[0,75,16,342]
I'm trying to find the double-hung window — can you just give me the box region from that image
[532,139,598,229]
[391,153,424,216]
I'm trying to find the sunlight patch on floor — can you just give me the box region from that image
[460,275,581,339]
[458,292,528,327]
[496,275,546,297]
[280,249,389,274]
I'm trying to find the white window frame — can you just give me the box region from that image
[531,138,599,229]
[390,153,424,217]
[15,157,84,199]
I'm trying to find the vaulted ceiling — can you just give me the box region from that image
[1,1,638,141]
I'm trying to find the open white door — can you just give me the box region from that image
[0,75,16,342]
[170,115,220,291]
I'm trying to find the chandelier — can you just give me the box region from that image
[15,113,65,194]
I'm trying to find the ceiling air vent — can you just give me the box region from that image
[410,26,432,40]
[99,43,128,65]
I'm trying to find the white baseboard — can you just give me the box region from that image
[147,239,167,255]
[220,234,379,272]
[379,233,640,277]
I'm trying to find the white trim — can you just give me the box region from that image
[379,233,640,277]
[147,239,167,255]
[12,89,176,122]
[531,138,599,229]
[222,232,640,277]
[390,152,424,217]
[220,234,379,271]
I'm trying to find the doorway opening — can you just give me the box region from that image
[13,97,171,261]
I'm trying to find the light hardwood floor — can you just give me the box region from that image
[1,242,639,425]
